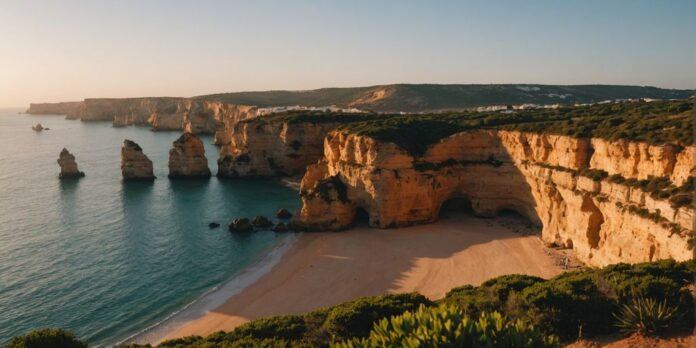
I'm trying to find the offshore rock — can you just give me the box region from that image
[168,133,211,178]
[121,140,155,181]
[228,218,253,233]
[251,215,273,228]
[57,148,85,179]
[276,208,292,219]
[32,123,44,131]
[208,222,221,229]
[272,222,289,233]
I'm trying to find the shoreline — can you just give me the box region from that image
[125,234,298,345]
[154,214,564,344]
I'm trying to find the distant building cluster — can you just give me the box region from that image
[256,105,366,116]
[473,103,563,113]
[473,97,665,114]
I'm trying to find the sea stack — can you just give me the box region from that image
[168,133,211,178]
[121,139,155,181]
[57,148,85,179]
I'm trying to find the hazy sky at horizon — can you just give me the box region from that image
[0,0,694,107]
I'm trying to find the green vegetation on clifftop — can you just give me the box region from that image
[197,84,694,112]
[341,99,694,156]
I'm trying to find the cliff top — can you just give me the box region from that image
[337,98,694,156]
[245,99,693,156]
[197,84,695,112]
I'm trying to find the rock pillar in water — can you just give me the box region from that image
[121,139,155,181]
[168,133,211,178]
[57,148,85,179]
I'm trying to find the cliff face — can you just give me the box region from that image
[27,102,83,115]
[57,148,85,179]
[168,133,211,178]
[296,130,694,267]
[217,121,339,177]
[121,140,155,181]
[72,98,257,134]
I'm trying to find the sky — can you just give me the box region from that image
[0,0,694,107]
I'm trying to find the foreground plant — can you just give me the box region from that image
[613,297,679,336]
[5,328,87,348]
[331,304,559,348]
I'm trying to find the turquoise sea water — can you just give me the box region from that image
[0,109,300,346]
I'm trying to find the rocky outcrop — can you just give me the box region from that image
[168,133,211,178]
[57,148,85,179]
[295,130,694,267]
[217,120,339,177]
[121,140,155,181]
[31,98,257,137]
[27,102,82,116]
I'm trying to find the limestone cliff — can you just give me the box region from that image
[295,130,694,267]
[72,98,257,134]
[217,120,338,177]
[168,133,211,178]
[57,148,85,179]
[121,140,155,181]
[27,102,82,116]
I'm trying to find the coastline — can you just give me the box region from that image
[125,234,298,345]
[155,214,564,344]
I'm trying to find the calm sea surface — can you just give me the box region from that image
[0,109,300,346]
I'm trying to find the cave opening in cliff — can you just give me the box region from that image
[353,207,371,227]
[438,197,475,219]
[495,208,540,235]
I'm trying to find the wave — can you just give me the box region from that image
[117,234,298,346]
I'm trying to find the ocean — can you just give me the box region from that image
[0,109,300,346]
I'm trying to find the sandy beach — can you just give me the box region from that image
[150,214,563,343]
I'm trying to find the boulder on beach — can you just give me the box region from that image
[228,218,253,233]
[57,148,85,179]
[272,222,288,233]
[276,208,292,219]
[251,215,273,228]
[121,139,155,181]
[168,133,211,179]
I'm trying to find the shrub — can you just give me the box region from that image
[443,274,544,314]
[5,328,87,348]
[233,315,308,341]
[332,305,559,348]
[323,293,432,341]
[613,297,679,336]
[512,270,615,340]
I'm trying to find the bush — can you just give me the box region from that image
[323,293,432,341]
[332,305,559,348]
[443,274,544,314]
[512,270,615,340]
[613,297,679,336]
[5,328,87,348]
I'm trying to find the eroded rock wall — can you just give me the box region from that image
[27,102,83,116]
[168,133,211,178]
[296,130,694,266]
[31,98,257,136]
[217,121,339,177]
[121,140,155,181]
